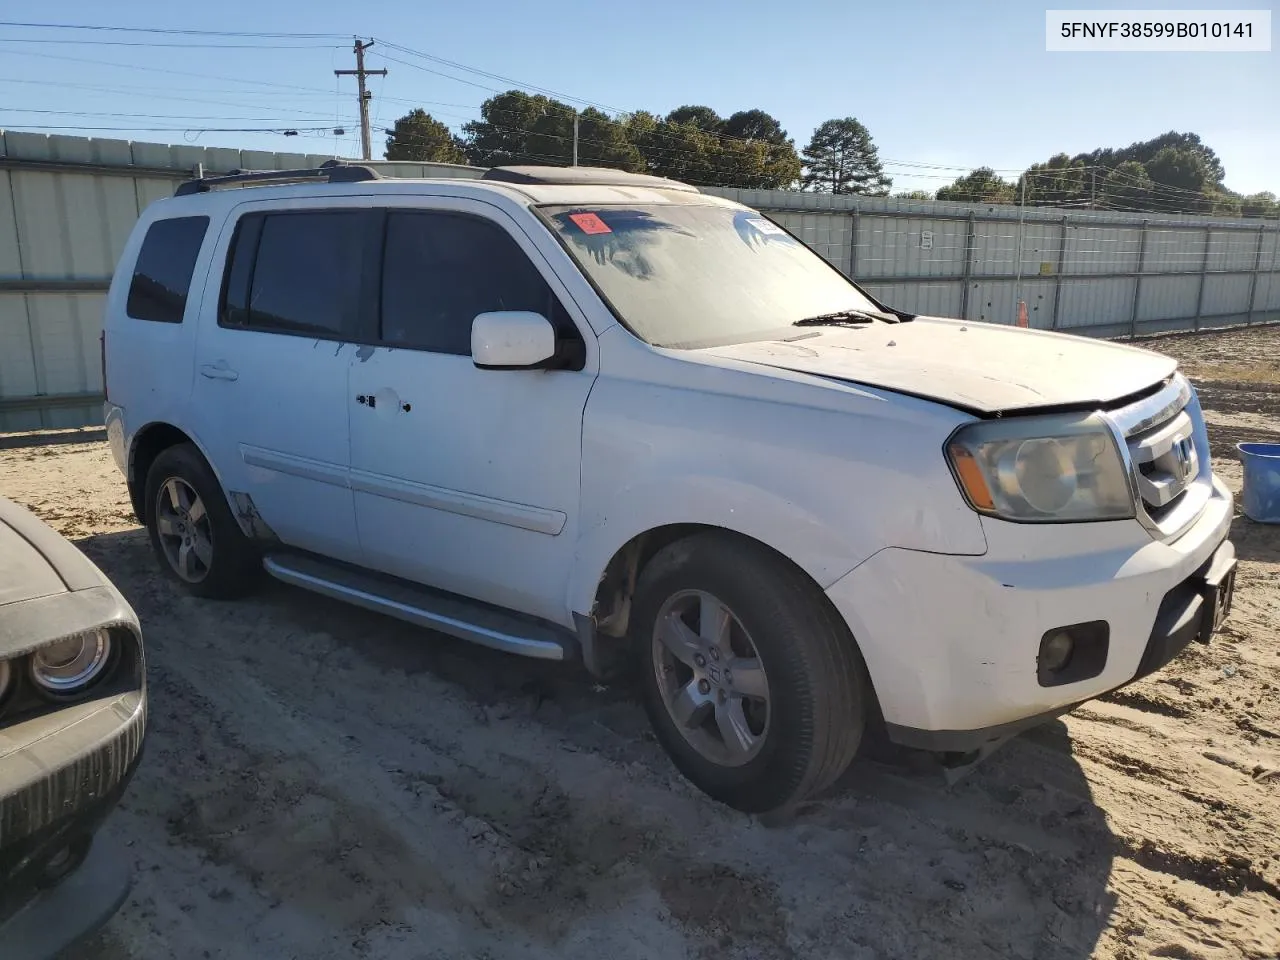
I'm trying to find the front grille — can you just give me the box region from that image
[1130,410,1199,511]
[1105,374,1210,542]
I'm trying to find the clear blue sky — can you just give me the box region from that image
[1,0,1275,196]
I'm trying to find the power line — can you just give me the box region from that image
[0,21,348,39]
[375,40,627,113]
[2,108,349,123]
[0,44,345,95]
[0,36,343,49]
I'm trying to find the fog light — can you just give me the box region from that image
[28,628,112,695]
[1037,621,1110,688]
[1040,631,1075,672]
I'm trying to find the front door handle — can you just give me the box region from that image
[199,361,239,382]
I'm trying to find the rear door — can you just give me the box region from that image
[187,200,379,564]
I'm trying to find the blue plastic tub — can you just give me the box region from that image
[1239,442,1280,523]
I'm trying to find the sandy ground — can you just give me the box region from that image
[2,326,1278,960]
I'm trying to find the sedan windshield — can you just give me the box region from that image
[540,203,886,349]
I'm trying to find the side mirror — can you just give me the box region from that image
[471,311,558,370]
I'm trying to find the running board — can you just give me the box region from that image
[262,554,574,661]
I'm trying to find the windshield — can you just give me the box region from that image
[540,203,885,348]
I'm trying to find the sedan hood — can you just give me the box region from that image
[696,316,1177,414]
[0,497,105,608]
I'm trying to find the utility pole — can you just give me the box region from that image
[1090,167,1097,210]
[572,109,579,167]
[335,38,387,161]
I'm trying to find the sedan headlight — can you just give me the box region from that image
[946,413,1135,522]
[27,628,113,695]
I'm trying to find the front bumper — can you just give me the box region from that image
[0,688,146,929]
[826,475,1235,750]
[1,581,147,954]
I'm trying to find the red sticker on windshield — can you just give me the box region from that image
[569,212,612,235]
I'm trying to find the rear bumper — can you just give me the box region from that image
[827,475,1235,748]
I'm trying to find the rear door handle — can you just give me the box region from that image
[200,362,239,382]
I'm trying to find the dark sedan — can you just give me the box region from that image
[0,496,147,959]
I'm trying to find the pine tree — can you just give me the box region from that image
[800,118,891,195]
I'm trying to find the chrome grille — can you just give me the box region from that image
[1104,374,1210,542]
[1130,410,1199,507]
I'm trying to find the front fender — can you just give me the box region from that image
[567,473,869,617]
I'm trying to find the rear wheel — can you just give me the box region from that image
[634,532,868,813]
[144,443,260,599]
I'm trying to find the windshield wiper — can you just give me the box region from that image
[793,309,885,327]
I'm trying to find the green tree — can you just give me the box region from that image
[1023,153,1090,205]
[1145,147,1208,192]
[665,105,723,132]
[631,117,718,185]
[722,109,801,189]
[463,91,641,171]
[1101,161,1153,210]
[936,167,1016,203]
[894,190,933,200]
[463,90,566,166]
[384,109,467,164]
[723,109,785,144]
[1208,191,1242,217]
[575,107,644,170]
[800,118,891,194]
[1242,192,1279,218]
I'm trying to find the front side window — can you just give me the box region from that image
[126,216,209,323]
[380,211,574,355]
[221,211,367,337]
[540,203,883,349]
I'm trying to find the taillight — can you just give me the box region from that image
[100,331,108,402]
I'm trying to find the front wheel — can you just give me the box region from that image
[633,533,869,813]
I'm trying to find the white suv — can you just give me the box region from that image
[103,162,1237,813]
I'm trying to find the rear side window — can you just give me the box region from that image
[126,216,209,323]
[380,211,577,355]
[221,211,368,338]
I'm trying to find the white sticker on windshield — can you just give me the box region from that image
[745,217,786,236]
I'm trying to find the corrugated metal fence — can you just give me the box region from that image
[3,131,1278,431]
[712,188,1280,340]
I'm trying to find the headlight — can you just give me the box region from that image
[946,413,1135,522]
[27,628,113,695]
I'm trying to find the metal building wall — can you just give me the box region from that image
[2,132,1278,431]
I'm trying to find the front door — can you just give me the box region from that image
[189,202,378,564]
[348,202,596,625]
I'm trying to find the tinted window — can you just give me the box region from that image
[126,216,209,323]
[225,211,366,337]
[381,212,574,355]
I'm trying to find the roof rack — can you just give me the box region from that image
[174,159,382,197]
[481,165,699,194]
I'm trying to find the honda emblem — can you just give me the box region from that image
[1172,438,1194,480]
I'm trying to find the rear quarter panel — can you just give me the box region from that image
[104,198,224,475]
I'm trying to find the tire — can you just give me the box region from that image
[633,532,868,813]
[144,443,260,599]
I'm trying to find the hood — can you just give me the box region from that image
[0,497,104,608]
[695,316,1177,414]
